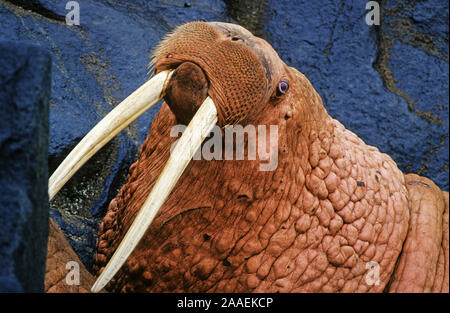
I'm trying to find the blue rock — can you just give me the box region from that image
[0,275,24,293]
[49,209,98,271]
[264,0,448,190]
[0,41,51,292]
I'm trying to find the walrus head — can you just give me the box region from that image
[50,21,410,293]
[151,22,284,126]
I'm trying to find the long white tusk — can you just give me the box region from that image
[91,96,218,293]
[48,70,173,200]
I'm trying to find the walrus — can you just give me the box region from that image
[45,21,449,293]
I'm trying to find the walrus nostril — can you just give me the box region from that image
[164,62,209,125]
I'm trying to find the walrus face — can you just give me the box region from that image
[152,22,285,126]
[49,22,300,292]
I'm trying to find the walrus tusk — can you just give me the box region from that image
[48,70,173,200]
[91,96,218,293]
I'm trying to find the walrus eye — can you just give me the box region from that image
[277,80,289,96]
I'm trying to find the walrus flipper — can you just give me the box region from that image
[388,174,449,292]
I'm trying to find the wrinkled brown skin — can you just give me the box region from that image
[45,219,96,292]
[46,22,449,293]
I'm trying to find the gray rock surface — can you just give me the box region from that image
[0,41,51,292]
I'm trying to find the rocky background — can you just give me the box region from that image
[0,0,448,273]
[0,42,50,292]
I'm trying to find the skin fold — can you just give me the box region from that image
[45,219,96,292]
[45,22,449,293]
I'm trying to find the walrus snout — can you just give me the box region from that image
[150,21,285,126]
[164,62,209,125]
